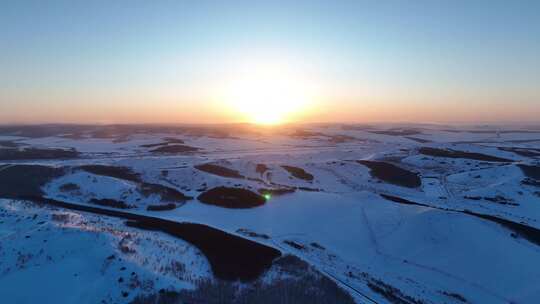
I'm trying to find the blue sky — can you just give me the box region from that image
[1,0,539,123]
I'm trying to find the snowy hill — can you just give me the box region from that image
[1,123,539,303]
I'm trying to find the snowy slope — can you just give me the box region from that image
[1,123,540,303]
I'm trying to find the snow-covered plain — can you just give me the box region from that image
[1,123,540,303]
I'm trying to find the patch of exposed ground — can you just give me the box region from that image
[519,164,540,188]
[367,278,425,304]
[59,182,80,192]
[291,130,357,143]
[440,291,468,303]
[359,160,421,188]
[522,178,540,187]
[198,187,266,209]
[290,130,327,138]
[77,165,142,182]
[340,124,373,131]
[150,145,201,154]
[328,134,357,143]
[139,183,192,202]
[90,198,134,209]
[380,194,426,207]
[463,195,519,206]
[283,240,306,250]
[405,137,432,143]
[463,210,540,247]
[281,165,314,181]
[0,140,21,148]
[146,203,177,211]
[370,129,421,136]
[140,137,185,148]
[419,147,513,162]
[236,228,270,240]
[0,165,65,198]
[498,147,540,158]
[256,164,269,175]
[195,163,244,178]
[518,164,540,180]
[130,255,355,304]
[0,147,79,160]
[0,124,89,138]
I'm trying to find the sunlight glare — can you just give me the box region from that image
[222,63,313,124]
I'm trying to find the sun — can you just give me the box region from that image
[220,63,313,125]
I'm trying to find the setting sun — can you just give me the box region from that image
[2,2,540,303]
[220,63,313,124]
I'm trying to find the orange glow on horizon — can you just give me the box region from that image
[212,59,319,125]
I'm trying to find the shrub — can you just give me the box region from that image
[281,165,314,181]
[59,183,80,192]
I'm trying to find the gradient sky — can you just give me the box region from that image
[1,0,539,124]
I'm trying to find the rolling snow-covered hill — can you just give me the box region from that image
[1,123,539,303]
